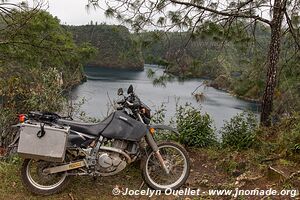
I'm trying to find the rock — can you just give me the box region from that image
[236,171,263,182]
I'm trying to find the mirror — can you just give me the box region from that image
[127,85,133,94]
[117,88,123,96]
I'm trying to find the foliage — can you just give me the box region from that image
[216,159,239,175]
[277,113,300,156]
[139,23,267,77]
[151,103,167,124]
[252,112,300,163]
[66,24,144,70]
[0,108,17,147]
[173,104,217,147]
[151,102,217,147]
[139,23,300,117]
[221,112,258,150]
[0,10,96,146]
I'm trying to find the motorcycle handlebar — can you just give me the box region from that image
[117,93,141,109]
[126,100,140,108]
[117,99,125,104]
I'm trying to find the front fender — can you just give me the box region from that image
[148,124,179,135]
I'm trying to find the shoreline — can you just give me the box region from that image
[207,82,261,104]
[166,69,261,105]
[85,65,145,72]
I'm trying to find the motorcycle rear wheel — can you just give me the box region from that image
[141,141,190,190]
[21,159,70,195]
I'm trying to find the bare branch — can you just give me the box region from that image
[284,10,300,50]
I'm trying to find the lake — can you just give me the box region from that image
[71,65,259,130]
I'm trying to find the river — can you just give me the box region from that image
[71,65,259,130]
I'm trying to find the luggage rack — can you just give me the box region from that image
[27,111,73,124]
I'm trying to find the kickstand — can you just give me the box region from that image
[139,181,145,190]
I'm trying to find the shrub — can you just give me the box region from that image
[278,113,300,156]
[0,108,18,147]
[174,104,217,148]
[151,103,167,124]
[221,111,258,150]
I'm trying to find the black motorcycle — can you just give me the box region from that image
[11,85,190,195]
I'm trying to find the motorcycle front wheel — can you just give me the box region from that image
[141,142,190,190]
[21,159,70,195]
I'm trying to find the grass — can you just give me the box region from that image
[0,146,299,200]
[0,159,144,200]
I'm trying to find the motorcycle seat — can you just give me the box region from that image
[57,115,113,136]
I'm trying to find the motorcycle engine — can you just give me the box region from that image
[96,140,139,174]
[112,140,128,150]
[97,152,123,170]
[113,139,139,155]
[96,140,128,174]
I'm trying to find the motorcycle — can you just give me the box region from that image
[10,85,190,195]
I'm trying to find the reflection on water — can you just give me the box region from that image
[71,65,259,130]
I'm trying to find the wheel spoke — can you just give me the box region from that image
[26,159,67,190]
[145,144,188,189]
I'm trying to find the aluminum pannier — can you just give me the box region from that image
[17,122,70,162]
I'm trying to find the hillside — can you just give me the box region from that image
[137,24,300,113]
[137,24,270,79]
[66,24,144,71]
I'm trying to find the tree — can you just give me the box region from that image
[0,5,97,146]
[89,0,300,126]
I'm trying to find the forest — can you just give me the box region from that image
[66,24,144,71]
[138,22,300,115]
[0,9,96,146]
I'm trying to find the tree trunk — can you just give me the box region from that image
[260,0,285,126]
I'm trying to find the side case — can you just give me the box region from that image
[17,123,69,162]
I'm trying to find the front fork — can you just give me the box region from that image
[137,113,169,174]
[145,131,169,174]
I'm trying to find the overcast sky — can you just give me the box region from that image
[18,0,114,25]
[13,0,272,27]
[48,0,115,25]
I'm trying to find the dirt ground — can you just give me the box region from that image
[0,148,299,200]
